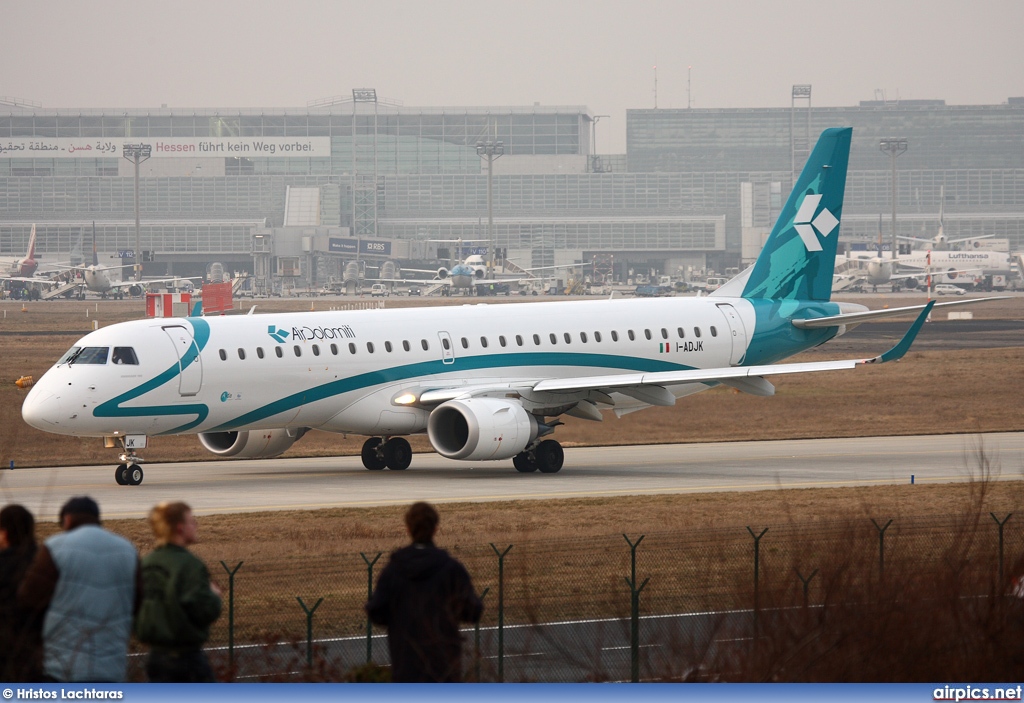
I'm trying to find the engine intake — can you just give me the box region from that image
[427,398,538,461]
[198,428,306,458]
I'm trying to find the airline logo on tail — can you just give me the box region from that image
[793,195,839,252]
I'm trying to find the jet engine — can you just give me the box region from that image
[427,398,539,461]
[198,428,307,458]
[437,267,450,280]
[127,284,144,297]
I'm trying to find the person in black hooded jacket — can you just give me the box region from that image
[366,501,483,682]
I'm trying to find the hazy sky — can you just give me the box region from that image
[4,0,1022,152]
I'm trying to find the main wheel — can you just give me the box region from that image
[535,440,564,474]
[361,437,387,471]
[127,464,144,486]
[513,452,537,473]
[384,438,412,471]
[115,464,129,485]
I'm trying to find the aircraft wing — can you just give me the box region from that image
[792,297,1007,329]
[106,276,201,290]
[51,262,134,272]
[407,303,934,407]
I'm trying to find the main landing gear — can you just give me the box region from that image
[512,439,564,474]
[361,437,413,471]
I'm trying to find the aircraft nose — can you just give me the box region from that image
[21,385,62,431]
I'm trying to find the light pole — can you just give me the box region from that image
[122,143,152,281]
[879,138,908,261]
[476,139,504,278]
[590,115,608,173]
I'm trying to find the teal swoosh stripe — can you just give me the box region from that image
[209,351,696,433]
[94,319,213,434]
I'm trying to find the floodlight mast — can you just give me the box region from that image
[122,144,152,281]
[476,139,504,278]
[879,138,908,261]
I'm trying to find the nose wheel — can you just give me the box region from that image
[114,463,144,486]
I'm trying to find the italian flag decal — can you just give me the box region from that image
[659,343,671,353]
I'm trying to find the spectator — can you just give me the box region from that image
[19,496,140,683]
[135,501,222,682]
[0,504,43,681]
[366,502,484,682]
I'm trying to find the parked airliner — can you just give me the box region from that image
[1,224,39,278]
[22,129,986,486]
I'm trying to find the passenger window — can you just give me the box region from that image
[563,332,571,344]
[219,349,227,361]
[499,335,507,347]
[516,335,524,346]
[627,330,635,341]
[611,331,619,342]
[644,329,652,340]
[349,343,357,354]
[330,343,338,355]
[533,334,541,345]
[111,347,138,365]
[237,348,246,360]
[677,327,685,339]
[580,332,588,343]
[257,347,265,359]
[661,328,669,339]
[275,347,283,358]
[402,340,410,352]
[480,337,489,348]
[421,339,429,351]
[710,326,718,337]
[367,342,375,353]
[549,333,557,344]
[312,344,320,356]
[385,341,393,352]
[293,345,302,357]
[594,331,602,343]
[461,337,469,349]
[694,327,702,338]
[442,338,451,350]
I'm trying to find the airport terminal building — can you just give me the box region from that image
[1,90,1022,290]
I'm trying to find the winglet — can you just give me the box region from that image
[868,300,935,364]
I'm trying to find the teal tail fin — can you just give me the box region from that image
[742,127,852,301]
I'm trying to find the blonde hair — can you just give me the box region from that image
[149,501,192,545]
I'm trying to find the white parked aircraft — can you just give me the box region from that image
[898,187,993,250]
[22,128,995,486]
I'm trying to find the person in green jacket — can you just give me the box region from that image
[135,501,222,682]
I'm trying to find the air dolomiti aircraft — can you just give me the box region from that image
[23,129,980,486]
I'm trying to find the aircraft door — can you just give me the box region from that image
[715,303,748,366]
[438,331,455,365]
[162,325,203,396]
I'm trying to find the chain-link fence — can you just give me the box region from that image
[183,511,1024,682]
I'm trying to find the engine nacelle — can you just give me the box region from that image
[127,284,144,297]
[198,428,306,459]
[427,398,538,461]
[437,267,450,280]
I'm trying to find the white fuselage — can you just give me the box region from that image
[22,297,760,439]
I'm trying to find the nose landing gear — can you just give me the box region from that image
[109,437,146,485]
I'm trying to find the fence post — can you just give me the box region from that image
[623,534,649,683]
[474,587,490,682]
[296,597,323,669]
[490,543,513,682]
[871,519,893,580]
[747,527,768,640]
[991,513,1013,582]
[219,560,243,675]
[794,568,818,609]
[360,552,382,664]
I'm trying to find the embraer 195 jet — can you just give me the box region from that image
[22,129,983,486]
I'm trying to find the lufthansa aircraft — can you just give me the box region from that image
[23,129,978,486]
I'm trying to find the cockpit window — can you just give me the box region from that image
[62,346,109,365]
[111,347,139,365]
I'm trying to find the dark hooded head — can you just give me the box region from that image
[405,502,438,544]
